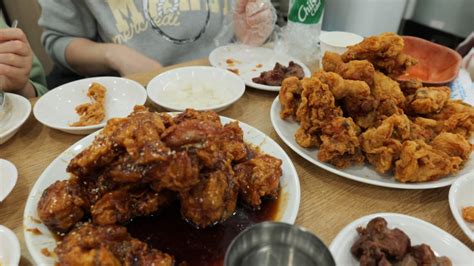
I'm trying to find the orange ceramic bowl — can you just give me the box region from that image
[398,36,462,85]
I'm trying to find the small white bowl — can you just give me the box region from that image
[147,66,245,112]
[449,175,474,241]
[0,93,32,144]
[34,77,147,135]
[0,159,17,202]
[0,225,20,266]
[319,31,363,56]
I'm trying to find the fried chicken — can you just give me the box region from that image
[398,79,423,96]
[279,76,302,119]
[342,32,417,77]
[252,61,305,86]
[55,223,173,266]
[234,152,282,208]
[428,100,474,138]
[322,51,375,86]
[408,86,450,115]
[70,82,106,127]
[312,71,371,100]
[431,132,472,161]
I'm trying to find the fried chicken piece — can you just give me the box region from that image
[313,71,371,100]
[462,206,474,222]
[294,77,343,148]
[431,132,472,161]
[351,217,411,265]
[37,179,89,234]
[404,244,452,266]
[360,114,412,173]
[394,140,462,182]
[322,51,375,86]
[91,187,174,225]
[180,163,238,228]
[342,32,417,77]
[373,71,406,109]
[253,61,305,86]
[70,82,106,127]
[173,108,221,125]
[161,119,221,148]
[55,223,173,266]
[234,153,281,208]
[428,100,474,138]
[398,79,423,96]
[408,86,450,115]
[279,76,302,119]
[318,117,365,168]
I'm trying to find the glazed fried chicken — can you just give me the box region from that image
[342,32,417,77]
[180,163,238,228]
[322,51,375,86]
[55,223,173,266]
[252,61,305,86]
[234,152,282,208]
[318,117,364,168]
[70,82,106,127]
[395,140,462,183]
[408,86,450,115]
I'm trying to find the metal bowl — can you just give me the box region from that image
[225,222,335,266]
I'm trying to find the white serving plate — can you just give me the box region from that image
[209,44,311,91]
[0,93,31,144]
[0,225,20,266]
[449,175,474,242]
[329,213,473,265]
[147,66,245,112]
[34,77,147,135]
[24,114,301,265]
[270,97,474,189]
[0,159,18,202]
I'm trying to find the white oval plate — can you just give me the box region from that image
[0,225,20,266]
[329,213,473,265]
[147,66,245,112]
[0,159,18,202]
[209,44,311,91]
[34,77,147,135]
[449,175,474,242]
[24,114,301,265]
[270,97,474,189]
[0,93,31,144]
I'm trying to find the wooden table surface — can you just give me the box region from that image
[1,58,472,265]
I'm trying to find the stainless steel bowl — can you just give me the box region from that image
[225,222,335,266]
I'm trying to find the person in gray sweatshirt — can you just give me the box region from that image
[38,0,276,78]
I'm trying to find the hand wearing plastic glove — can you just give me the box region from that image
[234,0,277,46]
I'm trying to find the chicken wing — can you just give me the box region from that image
[312,71,371,100]
[322,51,375,86]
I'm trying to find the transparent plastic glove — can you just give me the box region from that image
[233,0,277,46]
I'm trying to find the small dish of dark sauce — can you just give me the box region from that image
[127,194,281,266]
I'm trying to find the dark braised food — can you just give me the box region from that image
[351,217,451,266]
[252,61,305,86]
[37,107,282,265]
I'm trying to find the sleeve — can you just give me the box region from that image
[37,0,98,71]
[29,55,48,96]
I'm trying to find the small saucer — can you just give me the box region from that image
[0,159,18,202]
[0,225,20,265]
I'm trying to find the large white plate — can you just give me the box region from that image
[449,175,474,242]
[270,97,474,189]
[34,77,147,135]
[24,115,301,265]
[209,44,311,91]
[329,213,473,265]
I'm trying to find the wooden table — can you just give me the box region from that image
[1,58,472,265]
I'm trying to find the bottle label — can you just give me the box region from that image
[288,0,324,24]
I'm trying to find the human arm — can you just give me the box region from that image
[233,0,276,46]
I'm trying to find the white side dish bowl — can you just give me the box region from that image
[0,225,20,266]
[0,159,18,202]
[0,93,31,144]
[34,77,147,135]
[449,175,474,241]
[147,66,245,112]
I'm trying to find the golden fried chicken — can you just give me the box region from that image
[70,82,106,127]
[234,152,282,208]
[279,77,302,119]
[408,86,450,115]
[342,32,417,77]
[318,117,364,168]
[37,179,89,234]
[360,114,412,173]
[179,163,238,228]
[322,51,375,86]
[312,71,371,100]
[431,132,472,161]
[398,79,423,96]
[91,187,174,225]
[427,100,474,138]
[55,223,173,266]
[395,140,462,182]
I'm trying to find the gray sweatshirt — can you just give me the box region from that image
[38,0,234,71]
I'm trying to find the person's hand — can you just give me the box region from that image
[234,0,276,46]
[106,44,162,76]
[0,28,34,96]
